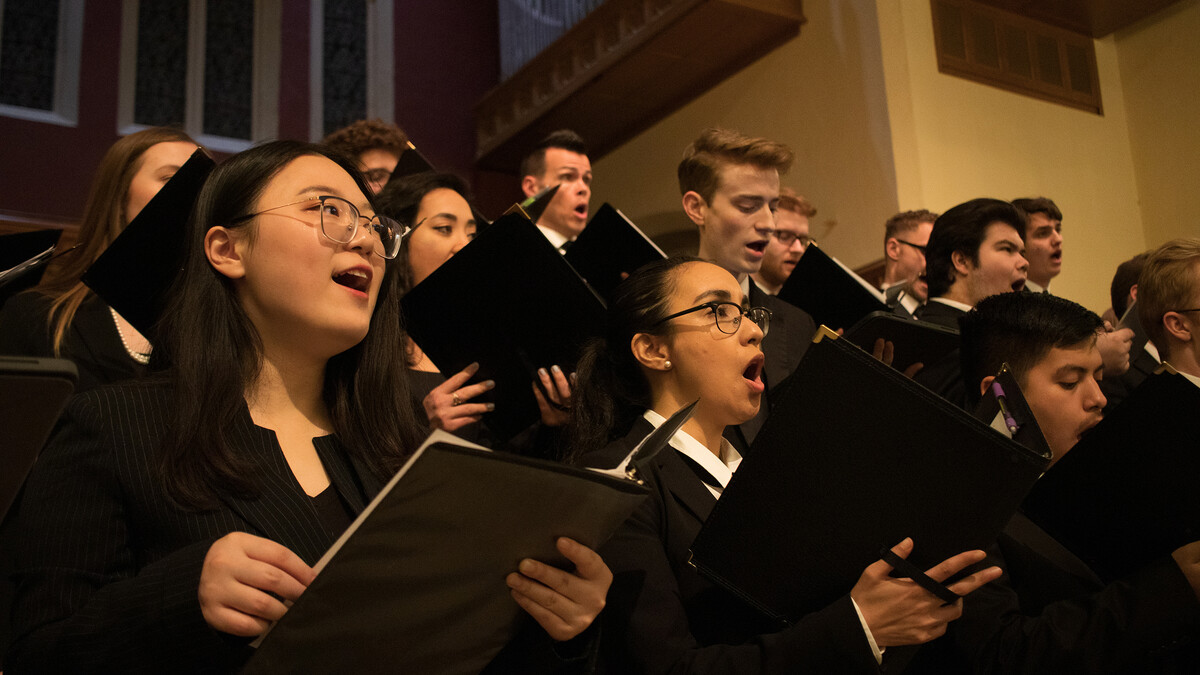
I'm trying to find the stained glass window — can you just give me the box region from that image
[322,0,366,136]
[134,0,188,127]
[0,0,59,110]
[204,0,254,139]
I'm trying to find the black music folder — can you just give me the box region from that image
[400,211,606,442]
[1021,369,1200,583]
[0,229,63,306]
[245,420,673,675]
[689,329,1051,623]
[777,244,888,331]
[0,357,77,520]
[81,148,216,338]
[843,311,960,374]
[564,203,666,301]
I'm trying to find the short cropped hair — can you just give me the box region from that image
[520,129,588,179]
[959,292,1103,407]
[778,188,816,218]
[321,119,408,160]
[884,209,938,242]
[1110,251,1149,319]
[1138,238,1200,355]
[1011,197,1063,236]
[677,128,794,203]
[925,198,1025,299]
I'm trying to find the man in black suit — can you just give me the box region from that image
[519,129,592,254]
[1013,196,1135,380]
[1138,237,1200,385]
[925,291,1200,673]
[879,209,937,318]
[1100,252,1157,411]
[677,128,816,446]
[912,199,1028,407]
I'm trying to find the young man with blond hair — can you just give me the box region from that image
[1138,237,1200,385]
[750,188,814,295]
[678,128,815,446]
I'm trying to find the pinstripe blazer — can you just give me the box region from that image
[6,378,384,674]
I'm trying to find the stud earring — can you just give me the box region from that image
[664,360,672,370]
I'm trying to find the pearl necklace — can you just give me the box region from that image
[110,307,151,365]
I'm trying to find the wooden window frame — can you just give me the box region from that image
[931,0,1103,115]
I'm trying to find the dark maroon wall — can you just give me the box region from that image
[0,4,124,222]
[0,2,506,225]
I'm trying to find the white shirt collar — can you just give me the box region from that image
[899,292,921,315]
[928,296,974,313]
[1024,279,1048,294]
[739,275,752,300]
[643,409,742,498]
[1144,340,1162,364]
[536,223,571,252]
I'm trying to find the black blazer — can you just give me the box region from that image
[912,301,968,408]
[7,379,586,675]
[1099,309,1159,416]
[580,419,883,675]
[731,283,816,449]
[914,299,966,331]
[6,379,383,674]
[947,513,1200,674]
[0,291,146,392]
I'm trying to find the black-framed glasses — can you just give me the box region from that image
[229,195,409,259]
[1169,308,1200,314]
[655,301,771,337]
[771,230,811,247]
[895,239,927,255]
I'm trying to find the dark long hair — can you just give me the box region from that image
[563,256,700,461]
[156,140,424,509]
[373,171,473,295]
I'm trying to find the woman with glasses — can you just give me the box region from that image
[0,127,197,391]
[567,256,1002,674]
[375,172,574,441]
[6,141,609,673]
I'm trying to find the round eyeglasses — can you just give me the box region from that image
[654,301,771,337]
[228,195,409,259]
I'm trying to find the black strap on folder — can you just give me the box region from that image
[877,546,959,605]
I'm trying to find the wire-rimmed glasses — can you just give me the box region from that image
[229,195,408,259]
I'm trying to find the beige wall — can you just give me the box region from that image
[1115,0,1200,249]
[595,0,1194,313]
[592,0,901,267]
[877,1,1145,313]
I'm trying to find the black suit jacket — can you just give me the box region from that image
[731,283,816,449]
[947,513,1200,674]
[914,299,966,331]
[580,419,882,675]
[0,291,146,392]
[1099,309,1159,415]
[912,300,968,408]
[6,379,383,674]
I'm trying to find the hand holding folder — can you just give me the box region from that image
[245,402,698,675]
[689,328,1049,625]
